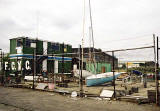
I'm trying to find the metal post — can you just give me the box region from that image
[78,45,81,91]
[156,36,159,105]
[0,50,3,85]
[126,62,128,74]
[144,62,147,88]
[51,49,55,84]
[153,35,157,104]
[62,43,64,74]
[53,53,56,89]
[33,48,36,89]
[16,56,18,85]
[2,52,5,85]
[112,51,116,98]
[80,45,83,97]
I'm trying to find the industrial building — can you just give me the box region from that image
[72,47,118,74]
[1,37,118,78]
[7,37,72,77]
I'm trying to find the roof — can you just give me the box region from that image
[10,36,72,46]
[72,47,118,60]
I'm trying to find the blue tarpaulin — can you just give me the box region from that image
[132,70,142,75]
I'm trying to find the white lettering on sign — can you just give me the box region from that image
[25,60,30,70]
[11,62,16,70]
[5,62,8,70]
[4,61,31,71]
[17,61,21,71]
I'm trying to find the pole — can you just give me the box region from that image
[144,62,147,88]
[16,56,18,85]
[78,45,81,90]
[2,52,6,86]
[62,43,64,74]
[153,35,157,105]
[153,35,156,79]
[33,48,36,89]
[126,62,128,74]
[156,36,159,105]
[82,0,85,75]
[112,51,116,98]
[89,0,95,49]
[80,45,83,97]
[1,50,3,85]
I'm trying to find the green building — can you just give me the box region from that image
[86,62,111,74]
[72,48,116,74]
[8,37,72,77]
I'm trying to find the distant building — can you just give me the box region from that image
[119,61,155,68]
[7,37,72,76]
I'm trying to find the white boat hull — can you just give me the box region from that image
[86,72,122,86]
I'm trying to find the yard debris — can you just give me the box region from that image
[54,89,70,95]
[147,90,160,103]
[49,93,55,96]
[100,89,114,98]
[48,83,54,90]
[88,97,102,101]
[35,83,48,90]
[71,91,78,97]
[131,87,139,93]
[117,95,149,104]
[103,98,111,101]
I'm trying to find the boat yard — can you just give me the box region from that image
[0,36,160,111]
[1,0,160,111]
[1,86,160,111]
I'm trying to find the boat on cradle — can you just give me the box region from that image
[73,69,93,78]
[86,72,123,86]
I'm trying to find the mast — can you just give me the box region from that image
[89,27,92,71]
[89,0,96,74]
[79,0,86,97]
[89,0,94,49]
[82,0,86,72]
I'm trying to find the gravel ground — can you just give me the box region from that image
[0,104,22,111]
[0,86,159,111]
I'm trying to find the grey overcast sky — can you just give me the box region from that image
[0,0,160,60]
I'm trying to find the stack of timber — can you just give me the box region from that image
[147,90,160,103]
[117,95,149,104]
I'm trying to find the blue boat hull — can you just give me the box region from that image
[86,73,121,86]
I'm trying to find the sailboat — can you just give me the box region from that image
[73,0,122,86]
[86,72,123,86]
[73,69,93,78]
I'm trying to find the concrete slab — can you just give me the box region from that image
[100,90,114,98]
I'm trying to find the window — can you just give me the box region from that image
[63,45,67,52]
[51,43,60,51]
[25,38,36,47]
[17,39,23,47]
[25,38,30,47]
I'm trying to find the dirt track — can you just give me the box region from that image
[0,86,160,111]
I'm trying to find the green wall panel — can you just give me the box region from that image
[58,61,72,73]
[47,60,54,73]
[10,39,17,54]
[36,40,43,55]
[86,62,111,74]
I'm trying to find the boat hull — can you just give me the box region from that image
[86,73,121,86]
[73,69,93,78]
